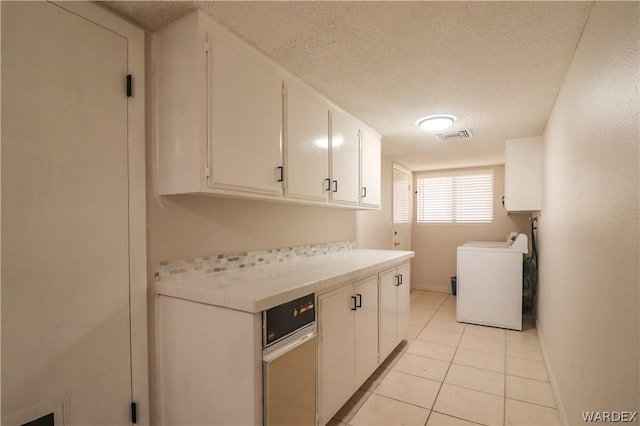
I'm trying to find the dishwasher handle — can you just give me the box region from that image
[263,329,317,364]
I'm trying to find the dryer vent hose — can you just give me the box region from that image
[523,217,538,315]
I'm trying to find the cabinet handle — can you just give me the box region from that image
[332,180,338,193]
[277,166,284,182]
[502,196,505,207]
[356,293,362,308]
[395,275,400,286]
[362,187,367,198]
[399,274,403,285]
[324,178,331,192]
[351,296,357,311]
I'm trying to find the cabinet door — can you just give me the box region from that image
[360,128,382,208]
[284,82,330,202]
[318,286,355,424]
[154,12,207,195]
[354,276,379,387]
[208,34,283,196]
[378,268,398,361]
[396,263,411,342]
[330,110,361,206]
[504,136,542,211]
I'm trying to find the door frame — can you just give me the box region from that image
[392,162,413,250]
[1,2,149,423]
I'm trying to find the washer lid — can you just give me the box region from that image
[459,241,510,249]
[458,233,528,254]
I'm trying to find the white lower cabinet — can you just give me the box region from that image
[318,275,378,425]
[155,295,263,426]
[154,254,413,426]
[353,277,380,386]
[379,262,411,361]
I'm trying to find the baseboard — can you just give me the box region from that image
[536,318,568,425]
[411,283,451,294]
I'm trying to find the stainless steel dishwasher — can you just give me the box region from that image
[262,293,317,426]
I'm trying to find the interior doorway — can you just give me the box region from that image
[1,2,147,424]
[392,163,412,251]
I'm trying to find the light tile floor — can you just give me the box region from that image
[328,290,561,426]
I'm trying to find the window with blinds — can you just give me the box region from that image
[416,171,494,224]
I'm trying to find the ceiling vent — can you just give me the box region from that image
[435,129,473,141]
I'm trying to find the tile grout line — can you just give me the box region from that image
[421,294,465,426]
[406,294,448,426]
[503,330,508,426]
[347,292,558,426]
[504,396,558,410]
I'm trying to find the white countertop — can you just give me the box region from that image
[155,249,414,313]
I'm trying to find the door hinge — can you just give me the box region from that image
[205,166,211,178]
[126,74,132,97]
[131,401,138,424]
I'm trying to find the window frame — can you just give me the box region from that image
[415,169,495,225]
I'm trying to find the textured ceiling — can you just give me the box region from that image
[101,1,594,171]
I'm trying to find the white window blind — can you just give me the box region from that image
[417,171,494,224]
[393,167,411,224]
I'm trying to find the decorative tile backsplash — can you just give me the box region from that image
[154,240,356,281]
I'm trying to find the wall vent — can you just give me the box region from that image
[435,129,473,141]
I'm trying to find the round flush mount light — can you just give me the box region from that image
[416,114,457,132]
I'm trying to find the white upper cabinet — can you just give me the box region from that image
[154,11,283,198]
[360,127,382,209]
[154,12,206,196]
[154,10,382,209]
[283,81,330,202]
[504,136,542,212]
[330,109,361,206]
[207,30,283,196]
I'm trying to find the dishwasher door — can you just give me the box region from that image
[263,326,317,426]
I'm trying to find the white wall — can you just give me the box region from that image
[411,165,530,292]
[538,2,639,423]
[148,194,357,264]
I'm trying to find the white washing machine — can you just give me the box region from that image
[456,233,528,331]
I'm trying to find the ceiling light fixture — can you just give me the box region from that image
[416,114,457,132]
